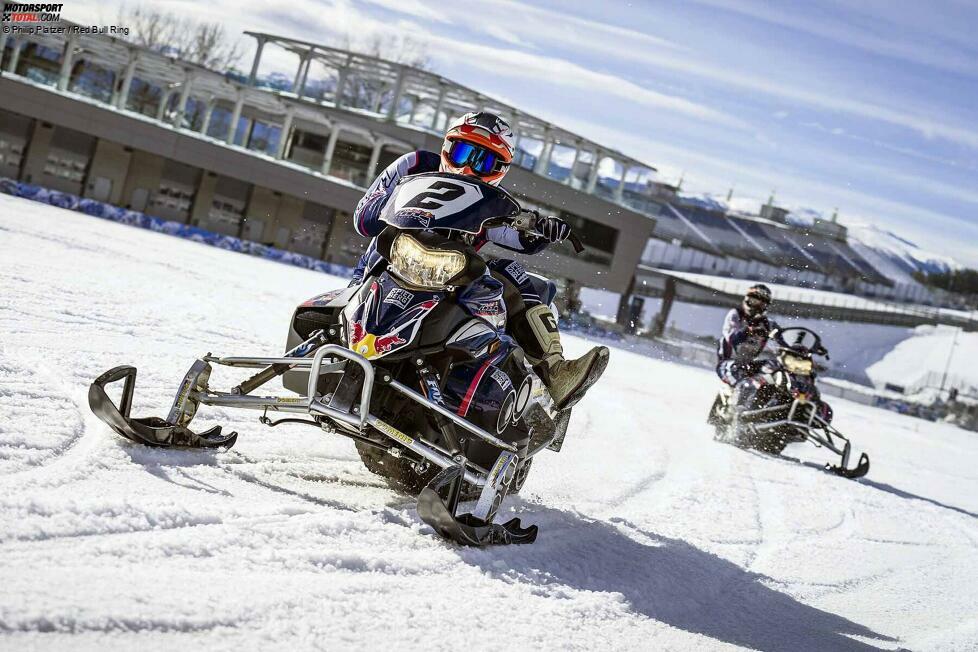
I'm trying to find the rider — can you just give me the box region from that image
[715,284,779,409]
[349,111,609,411]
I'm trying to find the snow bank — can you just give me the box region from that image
[867,325,978,394]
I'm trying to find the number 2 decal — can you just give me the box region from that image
[403,181,467,210]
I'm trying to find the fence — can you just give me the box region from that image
[0,178,356,279]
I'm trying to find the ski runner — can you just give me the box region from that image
[349,111,609,411]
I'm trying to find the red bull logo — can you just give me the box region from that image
[348,320,407,359]
[375,333,407,353]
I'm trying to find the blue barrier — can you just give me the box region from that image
[0,177,356,279]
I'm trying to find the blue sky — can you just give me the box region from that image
[76,0,978,265]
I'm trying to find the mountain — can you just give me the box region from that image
[846,223,959,285]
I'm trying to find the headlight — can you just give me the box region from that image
[781,353,813,375]
[389,233,467,289]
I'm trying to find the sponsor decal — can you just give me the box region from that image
[384,287,414,309]
[348,320,407,359]
[474,301,501,316]
[300,288,344,307]
[374,420,414,447]
[504,261,528,284]
[374,332,406,354]
[540,312,559,333]
[393,207,433,228]
[393,177,483,221]
[491,368,512,391]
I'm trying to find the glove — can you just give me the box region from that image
[746,317,770,337]
[536,216,571,243]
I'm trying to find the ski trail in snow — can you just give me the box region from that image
[2,195,978,650]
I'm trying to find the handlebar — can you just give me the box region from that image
[513,209,586,254]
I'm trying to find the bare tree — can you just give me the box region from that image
[116,4,244,70]
[335,31,434,111]
[339,32,433,71]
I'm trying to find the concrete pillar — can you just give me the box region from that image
[156,88,174,120]
[190,172,217,226]
[321,124,341,176]
[226,90,244,144]
[430,83,446,129]
[247,36,265,86]
[334,64,349,107]
[19,121,55,185]
[115,52,138,110]
[649,277,676,338]
[366,138,384,179]
[6,38,22,74]
[407,96,419,124]
[586,149,602,193]
[276,107,294,159]
[298,51,313,98]
[565,142,582,186]
[292,52,309,95]
[615,161,629,202]
[200,97,216,136]
[386,65,406,121]
[0,33,8,71]
[173,74,193,128]
[534,130,554,176]
[57,36,78,91]
[615,275,637,329]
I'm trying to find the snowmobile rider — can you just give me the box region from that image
[716,284,779,388]
[349,111,609,411]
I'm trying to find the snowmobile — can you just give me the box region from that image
[88,172,598,546]
[708,327,870,479]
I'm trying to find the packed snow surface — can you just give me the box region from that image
[1,195,977,651]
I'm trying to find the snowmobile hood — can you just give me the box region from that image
[379,172,521,235]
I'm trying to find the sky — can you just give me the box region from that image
[72,0,978,265]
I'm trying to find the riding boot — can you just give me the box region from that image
[512,304,609,411]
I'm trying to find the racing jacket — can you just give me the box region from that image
[351,151,547,281]
[716,307,778,384]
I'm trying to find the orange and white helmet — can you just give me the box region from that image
[440,111,515,186]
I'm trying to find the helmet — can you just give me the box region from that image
[743,284,772,318]
[440,111,515,186]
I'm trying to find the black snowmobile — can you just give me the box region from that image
[708,327,870,479]
[89,172,603,546]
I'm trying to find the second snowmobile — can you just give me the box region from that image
[708,327,870,478]
[89,172,601,546]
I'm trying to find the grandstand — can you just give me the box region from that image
[0,20,960,327]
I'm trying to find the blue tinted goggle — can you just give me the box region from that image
[447,141,502,176]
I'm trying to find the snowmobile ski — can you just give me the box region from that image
[417,465,537,546]
[827,450,870,479]
[89,366,237,449]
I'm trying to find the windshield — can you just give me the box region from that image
[379,172,521,234]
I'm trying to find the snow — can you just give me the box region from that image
[580,289,915,386]
[2,194,977,651]
[847,223,958,285]
[867,325,978,395]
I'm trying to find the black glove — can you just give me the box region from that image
[746,316,770,337]
[536,216,571,243]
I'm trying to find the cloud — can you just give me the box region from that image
[691,0,978,77]
[481,0,978,151]
[421,33,749,132]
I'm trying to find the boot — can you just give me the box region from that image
[515,305,610,411]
